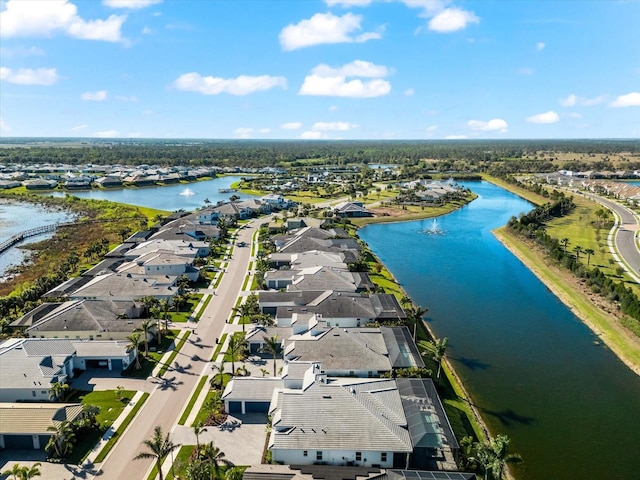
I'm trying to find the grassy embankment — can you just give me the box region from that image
[0,190,169,296]
[483,175,640,374]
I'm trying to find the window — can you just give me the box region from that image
[303,451,308,457]
[381,452,387,462]
[32,391,36,397]
[356,452,362,461]
[316,451,323,461]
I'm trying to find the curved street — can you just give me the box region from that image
[582,191,640,280]
[91,218,265,480]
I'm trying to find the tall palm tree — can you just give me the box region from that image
[133,426,180,480]
[226,333,247,375]
[233,302,254,333]
[199,441,233,480]
[573,245,583,262]
[45,421,75,459]
[193,422,207,453]
[560,237,570,254]
[261,335,280,377]
[126,331,143,370]
[210,362,226,390]
[137,318,155,357]
[420,337,449,381]
[48,381,69,402]
[584,248,595,267]
[475,434,522,480]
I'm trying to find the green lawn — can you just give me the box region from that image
[121,329,179,378]
[168,294,203,323]
[179,376,209,425]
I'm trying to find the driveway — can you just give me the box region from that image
[0,450,100,480]
[70,368,156,393]
[171,413,268,466]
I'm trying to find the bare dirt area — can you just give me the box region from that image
[368,206,408,217]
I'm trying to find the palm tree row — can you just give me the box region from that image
[1,462,41,480]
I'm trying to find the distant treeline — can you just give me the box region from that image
[1,139,640,173]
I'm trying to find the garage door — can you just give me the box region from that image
[111,359,123,370]
[250,343,261,354]
[228,401,242,414]
[3,434,35,449]
[245,401,270,413]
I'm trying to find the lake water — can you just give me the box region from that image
[0,200,74,277]
[43,175,253,211]
[359,181,640,480]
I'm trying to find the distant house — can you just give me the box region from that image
[24,179,57,190]
[94,175,123,188]
[333,201,372,218]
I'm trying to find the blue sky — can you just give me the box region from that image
[1,0,639,140]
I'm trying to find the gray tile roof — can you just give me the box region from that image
[285,328,391,373]
[270,377,412,453]
[222,377,284,402]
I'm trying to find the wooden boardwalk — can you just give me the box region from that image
[0,223,71,256]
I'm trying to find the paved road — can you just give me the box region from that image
[93,219,264,480]
[582,192,640,278]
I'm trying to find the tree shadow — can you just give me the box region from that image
[472,404,535,427]
[453,356,491,371]
[151,375,183,391]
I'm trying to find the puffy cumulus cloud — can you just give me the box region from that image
[325,0,372,7]
[468,118,508,133]
[312,60,390,78]
[525,110,559,124]
[300,60,391,98]
[81,90,108,101]
[92,129,119,137]
[403,1,479,33]
[300,131,328,140]
[428,8,479,33]
[559,93,606,107]
[234,128,253,139]
[311,121,356,131]
[609,92,640,108]
[300,75,390,97]
[103,0,162,9]
[281,122,302,130]
[536,42,545,51]
[0,67,58,85]
[171,73,287,96]
[279,12,382,51]
[0,0,126,42]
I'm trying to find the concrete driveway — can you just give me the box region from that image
[171,413,268,466]
[70,368,156,393]
[0,450,100,480]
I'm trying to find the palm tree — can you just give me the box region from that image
[560,237,570,254]
[45,421,75,459]
[261,335,280,377]
[193,422,207,454]
[137,318,155,357]
[18,463,42,479]
[2,463,25,480]
[584,248,595,267]
[476,434,522,480]
[233,302,254,333]
[134,426,180,480]
[126,331,143,370]
[48,381,69,402]
[226,333,247,375]
[199,441,232,480]
[573,245,583,262]
[210,362,226,390]
[419,337,449,381]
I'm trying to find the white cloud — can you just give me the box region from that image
[142,26,153,35]
[103,0,162,9]
[259,128,271,134]
[279,12,382,51]
[300,75,390,97]
[0,0,126,42]
[0,67,58,85]
[312,121,355,131]
[234,128,253,139]
[71,124,88,132]
[526,110,560,124]
[536,42,545,51]
[426,125,438,132]
[559,93,606,107]
[404,88,415,96]
[468,118,508,133]
[0,117,10,133]
[428,8,479,32]
[281,122,302,130]
[329,105,339,112]
[300,60,391,98]
[325,0,372,6]
[0,46,44,58]
[300,131,327,139]
[312,60,390,78]
[92,129,119,137]
[609,92,640,107]
[172,73,287,95]
[445,135,467,139]
[81,90,108,101]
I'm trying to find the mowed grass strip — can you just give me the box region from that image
[178,375,208,425]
